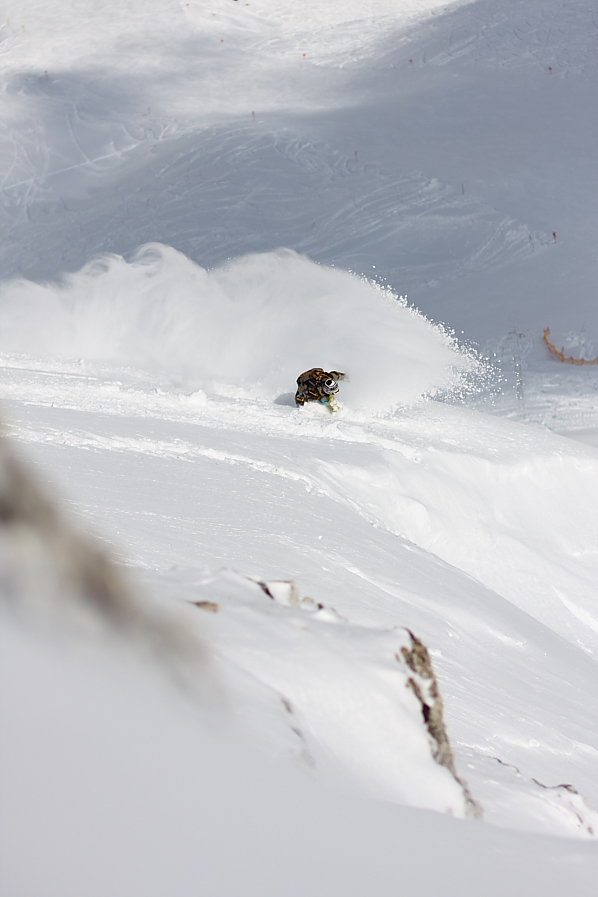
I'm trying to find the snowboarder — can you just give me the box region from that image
[295,368,347,410]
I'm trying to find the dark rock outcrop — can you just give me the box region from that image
[400,630,482,819]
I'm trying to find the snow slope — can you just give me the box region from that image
[2,0,598,893]
[5,614,596,897]
[0,246,476,412]
[3,0,597,347]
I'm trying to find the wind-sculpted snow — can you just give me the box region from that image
[0,418,475,819]
[4,607,595,897]
[0,246,479,413]
[164,571,478,817]
[4,0,598,890]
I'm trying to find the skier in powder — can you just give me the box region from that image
[295,368,347,410]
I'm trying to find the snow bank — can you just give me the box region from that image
[4,613,595,897]
[315,403,598,655]
[0,245,477,413]
[168,570,477,816]
[0,417,473,820]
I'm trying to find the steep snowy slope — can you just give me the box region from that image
[3,0,597,349]
[2,0,598,893]
[5,614,596,897]
[3,0,598,422]
[1,250,598,843]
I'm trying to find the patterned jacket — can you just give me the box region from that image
[295,368,346,406]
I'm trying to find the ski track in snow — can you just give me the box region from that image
[3,0,598,884]
[1,1,561,290]
[0,117,551,287]
[13,424,324,495]
[5,356,598,842]
[5,353,598,656]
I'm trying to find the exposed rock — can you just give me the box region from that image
[254,577,346,620]
[492,757,597,836]
[0,428,480,819]
[400,630,483,819]
[246,575,482,817]
[193,600,219,613]
[254,578,301,607]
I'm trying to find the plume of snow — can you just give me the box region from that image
[0,245,478,413]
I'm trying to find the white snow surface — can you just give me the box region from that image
[0,246,475,412]
[2,0,598,893]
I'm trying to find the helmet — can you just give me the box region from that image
[322,377,339,396]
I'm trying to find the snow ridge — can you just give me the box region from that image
[0,245,479,412]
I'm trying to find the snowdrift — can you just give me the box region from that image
[170,571,479,817]
[0,246,478,413]
[314,403,598,655]
[0,422,474,818]
[0,424,481,817]
[0,420,487,897]
[4,612,592,897]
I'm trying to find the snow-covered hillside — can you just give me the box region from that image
[2,1,598,894]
